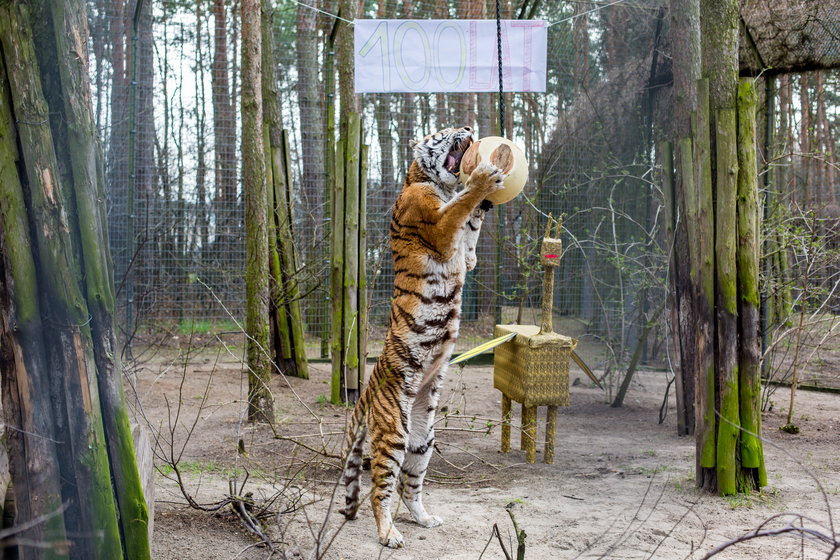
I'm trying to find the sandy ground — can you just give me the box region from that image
[134,340,840,560]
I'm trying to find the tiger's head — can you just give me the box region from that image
[411,126,475,190]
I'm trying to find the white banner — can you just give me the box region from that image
[354,19,547,93]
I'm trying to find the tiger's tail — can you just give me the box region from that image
[339,386,370,520]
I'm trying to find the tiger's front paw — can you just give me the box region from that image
[468,161,506,198]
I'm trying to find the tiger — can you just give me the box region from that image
[339,125,506,548]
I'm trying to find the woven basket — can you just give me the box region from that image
[493,324,576,407]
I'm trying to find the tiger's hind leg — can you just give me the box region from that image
[399,378,444,528]
[368,396,408,548]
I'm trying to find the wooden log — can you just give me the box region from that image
[131,423,155,541]
[280,130,309,379]
[659,140,688,435]
[0,49,68,557]
[47,1,151,553]
[736,78,766,487]
[0,4,124,555]
[330,138,346,404]
[691,79,717,490]
[342,113,361,400]
[357,142,369,387]
[714,107,740,496]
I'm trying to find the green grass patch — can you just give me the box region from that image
[177,319,241,335]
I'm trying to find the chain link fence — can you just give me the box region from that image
[88,0,683,372]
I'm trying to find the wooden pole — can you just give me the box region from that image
[690,79,717,490]
[342,113,361,401]
[48,1,151,554]
[0,49,69,557]
[280,130,309,378]
[358,143,369,386]
[330,138,346,404]
[501,395,511,453]
[0,5,125,556]
[736,78,766,488]
[659,140,688,435]
[714,107,740,496]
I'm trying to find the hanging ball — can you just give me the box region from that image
[459,136,528,204]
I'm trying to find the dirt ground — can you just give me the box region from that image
[134,338,840,560]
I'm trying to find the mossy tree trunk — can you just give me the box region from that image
[666,0,766,494]
[261,1,308,379]
[668,0,766,495]
[241,0,273,422]
[736,79,767,489]
[330,113,368,404]
[668,0,702,437]
[0,0,150,556]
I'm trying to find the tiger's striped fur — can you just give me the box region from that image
[339,126,505,548]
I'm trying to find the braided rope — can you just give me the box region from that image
[495,0,505,137]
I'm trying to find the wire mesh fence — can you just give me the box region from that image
[87,0,755,373]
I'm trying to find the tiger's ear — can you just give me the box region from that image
[409,138,420,150]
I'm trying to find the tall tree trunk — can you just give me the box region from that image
[799,74,812,207]
[195,0,210,269]
[668,0,702,437]
[264,0,309,379]
[242,0,273,422]
[336,0,358,117]
[212,0,238,298]
[134,0,154,320]
[296,0,326,336]
[814,72,836,204]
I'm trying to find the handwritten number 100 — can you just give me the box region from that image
[358,21,467,91]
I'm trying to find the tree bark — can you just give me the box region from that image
[668,0,701,437]
[212,0,239,290]
[736,78,766,490]
[263,1,309,379]
[47,1,151,553]
[336,0,358,116]
[0,1,151,555]
[0,43,68,559]
[241,0,273,422]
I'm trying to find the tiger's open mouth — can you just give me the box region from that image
[445,136,473,174]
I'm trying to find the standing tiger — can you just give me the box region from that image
[339,126,506,548]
